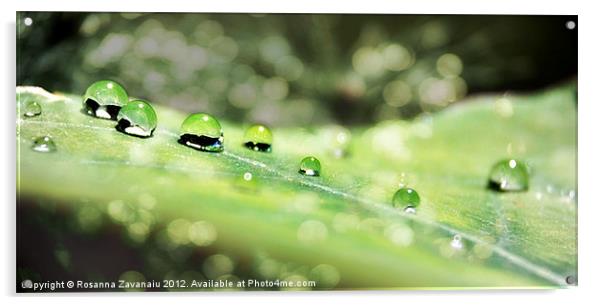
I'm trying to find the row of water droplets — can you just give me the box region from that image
[22,81,533,252]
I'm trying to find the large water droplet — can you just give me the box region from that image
[178,113,224,152]
[243,124,273,152]
[392,187,420,210]
[116,99,157,138]
[488,159,529,192]
[23,100,42,117]
[299,156,321,176]
[83,80,129,120]
[32,136,56,153]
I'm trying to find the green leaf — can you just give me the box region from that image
[16,84,576,289]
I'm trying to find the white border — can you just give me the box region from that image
[2,1,599,304]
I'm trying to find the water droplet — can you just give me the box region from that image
[83,80,129,120]
[450,234,464,249]
[298,156,321,176]
[116,99,157,137]
[23,100,42,117]
[243,172,253,181]
[31,136,56,153]
[488,159,529,192]
[392,187,420,210]
[243,124,273,152]
[565,275,576,285]
[178,113,224,152]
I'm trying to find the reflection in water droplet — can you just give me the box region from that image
[83,80,129,120]
[488,159,529,192]
[403,206,416,214]
[23,100,42,117]
[299,156,321,177]
[243,124,273,152]
[178,113,224,152]
[32,136,56,153]
[450,234,464,249]
[392,187,421,210]
[116,99,157,137]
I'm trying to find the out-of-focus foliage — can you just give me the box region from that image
[17,13,576,125]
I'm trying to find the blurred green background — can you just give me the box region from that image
[17,13,577,125]
[16,13,577,291]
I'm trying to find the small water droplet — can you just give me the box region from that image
[116,99,157,137]
[31,136,56,153]
[565,275,576,285]
[178,113,224,152]
[392,187,420,210]
[488,159,529,192]
[243,172,253,181]
[298,156,321,176]
[23,100,42,117]
[243,124,273,152]
[450,234,463,249]
[21,100,42,118]
[83,80,129,120]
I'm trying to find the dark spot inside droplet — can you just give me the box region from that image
[115,118,150,138]
[178,134,223,152]
[244,142,272,152]
[104,105,121,120]
[487,180,529,192]
[83,99,121,120]
[83,98,99,115]
[116,118,131,131]
[487,180,504,192]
